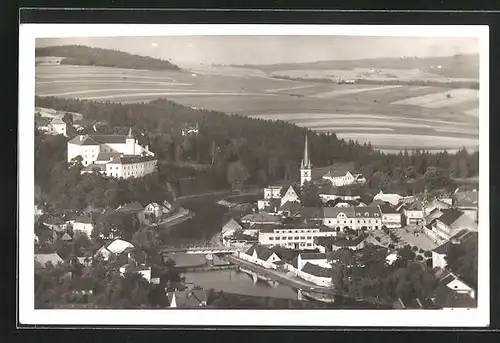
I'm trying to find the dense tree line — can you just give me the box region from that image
[36,45,181,71]
[331,245,438,304]
[35,96,478,195]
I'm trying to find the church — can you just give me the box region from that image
[67,128,158,179]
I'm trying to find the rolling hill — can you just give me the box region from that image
[233,54,479,79]
[35,45,181,71]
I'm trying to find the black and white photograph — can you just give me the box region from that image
[18,24,489,327]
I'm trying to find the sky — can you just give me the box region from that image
[36,36,479,67]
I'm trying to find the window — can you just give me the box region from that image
[307,236,312,239]
[275,237,280,240]
[307,243,312,247]
[300,236,305,240]
[288,236,293,240]
[350,220,353,223]
[269,237,274,240]
[300,242,305,246]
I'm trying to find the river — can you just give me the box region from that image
[183,269,299,300]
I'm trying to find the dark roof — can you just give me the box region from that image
[406,200,424,211]
[90,134,128,144]
[75,214,93,224]
[353,206,381,218]
[290,256,299,269]
[82,164,105,172]
[62,212,80,221]
[109,155,157,165]
[96,152,122,161]
[433,242,451,255]
[68,135,101,146]
[323,207,355,218]
[299,207,324,219]
[437,208,464,226]
[378,203,400,214]
[245,244,277,261]
[317,234,367,248]
[300,253,327,260]
[42,216,65,225]
[248,223,280,233]
[35,116,52,126]
[280,201,302,213]
[301,262,332,277]
[432,284,477,308]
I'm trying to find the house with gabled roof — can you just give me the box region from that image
[239,244,282,269]
[144,201,171,222]
[431,268,476,308]
[95,239,135,261]
[241,212,281,225]
[279,200,303,217]
[373,190,402,206]
[41,215,67,232]
[454,190,478,223]
[403,199,425,225]
[116,201,146,223]
[280,185,300,207]
[297,262,333,287]
[47,116,68,137]
[35,253,64,268]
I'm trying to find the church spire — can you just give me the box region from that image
[127,127,133,138]
[302,134,310,168]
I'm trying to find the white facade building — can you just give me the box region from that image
[322,206,382,232]
[258,222,336,250]
[280,185,300,207]
[322,171,366,187]
[47,116,68,137]
[264,186,283,199]
[67,128,157,179]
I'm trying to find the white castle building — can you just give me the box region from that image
[67,128,157,179]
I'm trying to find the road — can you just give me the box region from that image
[224,255,338,295]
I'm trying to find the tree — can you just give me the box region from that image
[131,227,160,256]
[300,180,322,207]
[226,160,250,190]
[62,112,74,125]
[369,171,391,192]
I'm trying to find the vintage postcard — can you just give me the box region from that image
[18,24,489,327]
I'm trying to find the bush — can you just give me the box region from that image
[388,244,395,249]
[412,246,419,252]
[419,248,424,253]
[424,251,432,258]
[375,236,381,242]
[416,255,424,261]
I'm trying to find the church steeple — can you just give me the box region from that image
[127,127,134,138]
[301,134,311,168]
[300,133,312,186]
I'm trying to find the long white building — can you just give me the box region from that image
[67,128,157,179]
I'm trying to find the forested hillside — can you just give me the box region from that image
[35,45,181,71]
[35,96,478,211]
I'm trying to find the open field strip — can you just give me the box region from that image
[248,112,472,127]
[36,80,192,86]
[464,108,479,117]
[335,133,478,149]
[312,85,402,98]
[312,127,395,132]
[434,127,479,134]
[422,96,480,109]
[38,88,207,97]
[391,88,478,106]
[263,84,316,93]
[74,92,280,100]
[292,119,435,129]
[36,73,178,80]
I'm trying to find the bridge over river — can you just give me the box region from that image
[160,246,240,255]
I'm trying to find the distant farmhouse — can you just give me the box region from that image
[67,128,157,178]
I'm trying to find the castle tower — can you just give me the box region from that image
[126,127,136,155]
[300,134,312,186]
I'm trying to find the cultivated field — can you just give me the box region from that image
[35,63,480,153]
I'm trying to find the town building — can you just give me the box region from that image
[239,244,282,269]
[424,208,477,245]
[168,289,208,308]
[144,201,172,221]
[116,201,146,224]
[73,214,94,237]
[454,190,478,223]
[315,234,367,253]
[67,128,157,179]
[431,268,476,308]
[431,229,477,269]
[240,212,281,226]
[403,200,425,225]
[378,203,402,228]
[322,207,356,232]
[319,189,363,203]
[296,263,333,287]
[280,185,301,207]
[322,170,366,187]
[47,116,68,136]
[257,220,336,250]
[95,239,134,261]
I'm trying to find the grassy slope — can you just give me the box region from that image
[35,45,181,71]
